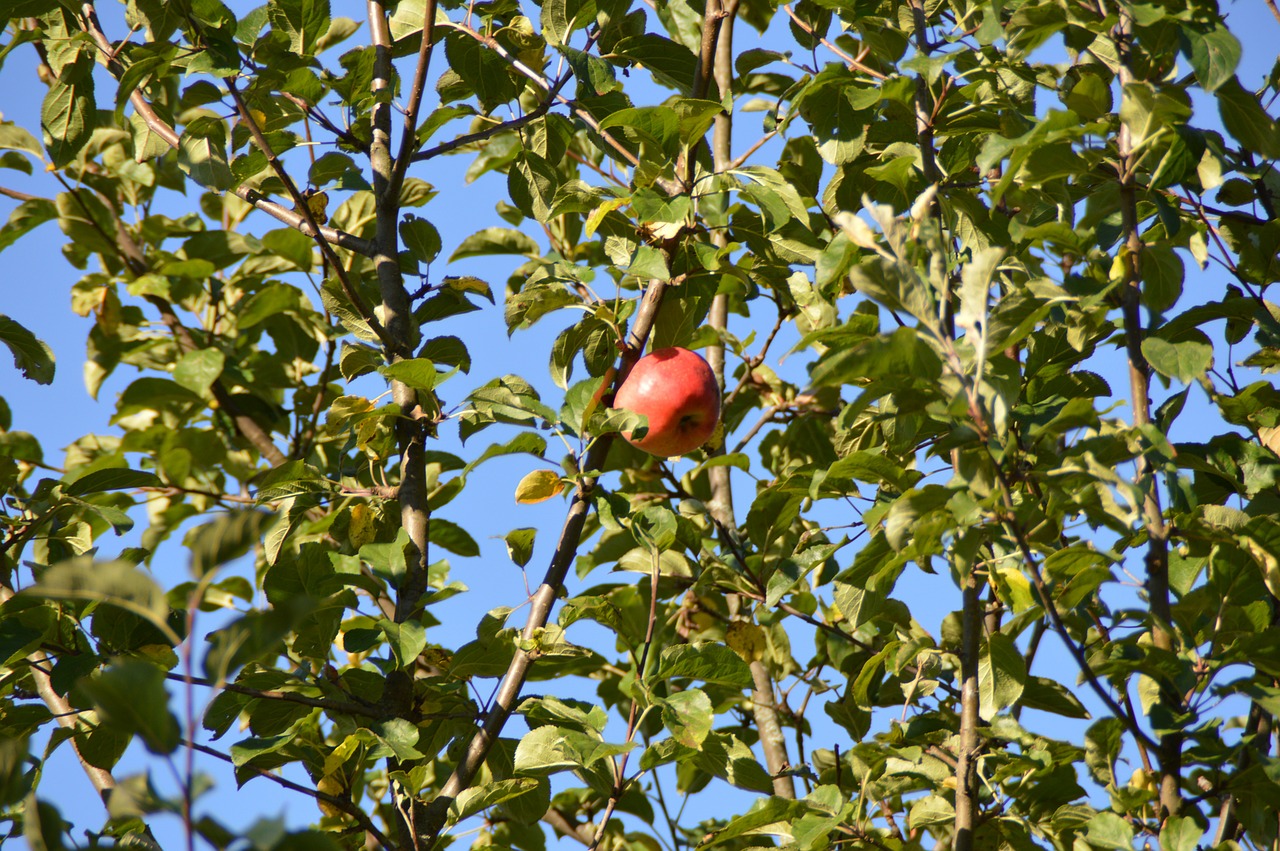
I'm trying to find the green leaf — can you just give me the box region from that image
[400,216,441,265]
[41,51,96,169]
[1182,24,1241,93]
[0,198,58,256]
[1159,817,1201,851]
[1141,337,1212,384]
[1139,245,1184,313]
[611,34,699,96]
[308,151,363,187]
[797,71,870,165]
[1085,812,1134,851]
[204,604,302,684]
[508,152,559,223]
[173,349,226,398]
[450,227,541,260]
[626,244,670,280]
[380,358,438,392]
[31,559,177,646]
[0,121,44,159]
[908,795,955,830]
[65,468,163,496]
[600,105,679,153]
[513,725,634,775]
[826,451,919,492]
[186,510,273,577]
[430,517,480,557]
[261,229,315,272]
[449,778,546,826]
[653,643,753,688]
[690,731,773,792]
[1119,83,1191,153]
[444,31,519,113]
[78,661,180,754]
[559,44,620,97]
[268,0,330,56]
[178,116,233,191]
[540,0,592,46]
[1018,676,1090,719]
[505,280,580,333]
[1217,76,1280,158]
[380,618,426,668]
[978,632,1026,721]
[657,688,712,748]
[418,336,471,374]
[255,460,334,502]
[700,797,806,848]
[503,528,536,567]
[0,314,55,385]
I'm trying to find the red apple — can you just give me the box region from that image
[613,346,720,457]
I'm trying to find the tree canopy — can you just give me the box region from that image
[3,0,1280,849]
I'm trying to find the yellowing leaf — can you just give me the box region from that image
[349,503,375,550]
[725,621,766,663]
[515,469,564,504]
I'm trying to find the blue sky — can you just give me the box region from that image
[2,1,1280,847]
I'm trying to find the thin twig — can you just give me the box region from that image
[782,5,886,79]
[52,172,289,467]
[223,77,403,358]
[1266,0,1280,26]
[185,739,394,847]
[588,546,664,849]
[434,20,684,193]
[0,185,43,202]
[389,0,441,193]
[163,673,385,719]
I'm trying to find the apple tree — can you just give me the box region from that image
[3,0,1280,849]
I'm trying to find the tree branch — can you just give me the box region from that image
[587,547,664,849]
[418,277,671,848]
[162,673,385,719]
[51,175,290,467]
[184,739,394,848]
[0,588,162,849]
[223,76,403,358]
[435,21,684,194]
[781,4,885,80]
[389,0,441,196]
[411,64,577,163]
[0,185,43,202]
[1113,6,1181,821]
[953,550,982,850]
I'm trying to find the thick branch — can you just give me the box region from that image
[0,588,161,849]
[366,1,431,630]
[418,279,670,847]
[366,7,432,847]
[1114,6,1181,821]
[953,558,982,851]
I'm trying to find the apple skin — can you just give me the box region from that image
[613,347,720,457]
